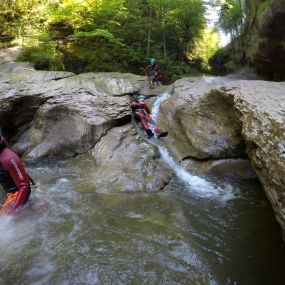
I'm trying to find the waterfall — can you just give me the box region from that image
[151,92,239,201]
[151,91,171,122]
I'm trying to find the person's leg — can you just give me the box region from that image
[139,113,150,131]
[134,112,141,122]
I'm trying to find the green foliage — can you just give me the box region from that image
[2,0,210,82]
[71,29,125,46]
[0,0,49,36]
[215,0,271,41]
[217,0,245,38]
[187,28,220,70]
[256,0,271,20]
[17,42,64,70]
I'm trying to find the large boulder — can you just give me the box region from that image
[0,71,150,158]
[251,0,285,80]
[158,76,285,235]
[157,77,245,161]
[0,70,75,141]
[227,79,285,236]
[90,124,172,192]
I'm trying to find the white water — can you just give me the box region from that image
[151,91,171,122]
[151,92,240,202]
[0,212,38,264]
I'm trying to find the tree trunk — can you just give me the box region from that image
[147,7,152,59]
[163,26,166,59]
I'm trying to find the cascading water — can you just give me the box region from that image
[151,91,171,122]
[150,92,239,201]
[1,91,285,285]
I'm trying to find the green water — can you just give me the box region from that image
[0,156,285,285]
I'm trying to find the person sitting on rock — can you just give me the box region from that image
[130,95,168,139]
[0,133,31,214]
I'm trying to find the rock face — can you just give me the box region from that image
[158,76,285,235]
[252,0,285,80]
[0,69,173,192]
[210,0,285,81]
[90,124,172,192]
[229,80,285,236]
[157,77,246,161]
[0,71,148,158]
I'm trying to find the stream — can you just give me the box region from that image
[1,92,285,285]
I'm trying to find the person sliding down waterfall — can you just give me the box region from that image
[144,58,161,88]
[0,132,32,215]
[130,95,168,139]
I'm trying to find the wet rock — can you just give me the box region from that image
[0,62,34,73]
[227,79,285,235]
[90,124,172,192]
[182,158,257,180]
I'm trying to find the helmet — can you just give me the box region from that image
[149,58,156,64]
[137,95,146,100]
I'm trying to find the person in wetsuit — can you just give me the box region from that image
[130,95,167,138]
[144,58,161,85]
[0,135,31,214]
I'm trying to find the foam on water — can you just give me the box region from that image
[0,212,37,262]
[158,146,240,201]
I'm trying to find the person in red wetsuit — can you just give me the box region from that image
[0,136,31,214]
[144,58,161,85]
[130,95,167,138]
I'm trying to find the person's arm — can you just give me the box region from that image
[141,102,151,114]
[130,101,137,111]
[2,153,29,213]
